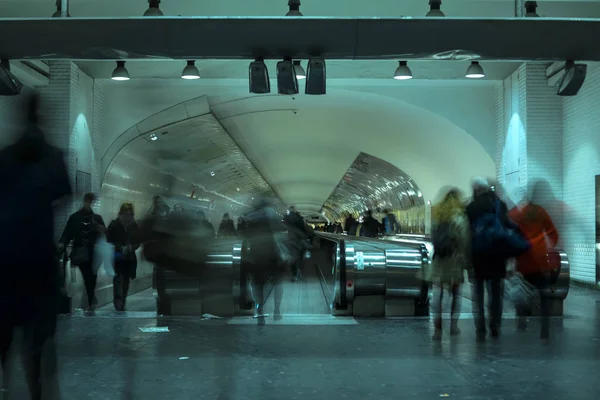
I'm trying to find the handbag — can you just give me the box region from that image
[505,272,536,307]
[70,246,90,266]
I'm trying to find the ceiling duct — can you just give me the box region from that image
[286,0,302,16]
[52,0,71,17]
[6,18,600,61]
[305,58,326,95]
[276,58,299,95]
[249,58,270,94]
[144,0,164,16]
[0,59,24,96]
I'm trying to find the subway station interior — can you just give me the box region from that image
[3,0,600,399]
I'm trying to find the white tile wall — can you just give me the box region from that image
[522,63,564,232]
[563,63,600,284]
[38,61,79,237]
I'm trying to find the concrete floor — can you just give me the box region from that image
[2,286,600,399]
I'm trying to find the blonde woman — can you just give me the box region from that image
[428,188,470,340]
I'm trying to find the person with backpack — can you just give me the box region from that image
[428,188,470,340]
[466,177,528,341]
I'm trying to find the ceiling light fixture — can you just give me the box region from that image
[144,0,164,16]
[249,58,271,94]
[277,57,299,95]
[286,0,303,16]
[393,61,413,80]
[181,60,200,80]
[524,1,539,17]
[293,60,306,80]
[305,58,326,95]
[150,133,158,141]
[210,171,215,176]
[111,61,130,81]
[52,0,71,17]
[465,61,485,79]
[426,0,444,17]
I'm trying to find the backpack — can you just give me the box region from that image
[472,200,530,257]
[432,222,455,258]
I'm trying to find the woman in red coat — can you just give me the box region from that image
[509,198,559,340]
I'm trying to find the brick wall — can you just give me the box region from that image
[562,63,600,284]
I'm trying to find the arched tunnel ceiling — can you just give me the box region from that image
[101,89,495,221]
[210,89,495,213]
[101,112,281,222]
[322,152,425,221]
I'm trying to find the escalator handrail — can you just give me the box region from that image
[314,232,347,309]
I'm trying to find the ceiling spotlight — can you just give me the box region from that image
[524,1,539,17]
[150,133,158,141]
[210,171,215,176]
[181,60,200,80]
[294,61,306,80]
[465,61,485,79]
[111,61,130,81]
[286,0,303,16]
[393,61,413,80]
[426,0,444,17]
[305,58,326,95]
[277,58,299,95]
[249,58,271,94]
[52,0,71,17]
[144,0,163,16]
[236,188,240,192]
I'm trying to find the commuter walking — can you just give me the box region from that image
[58,192,106,314]
[0,92,71,399]
[466,177,522,340]
[218,213,236,237]
[428,188,470,339]
[107,203,140,311]
[509,180,559,339]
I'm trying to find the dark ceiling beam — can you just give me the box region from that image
[0,17,599,61]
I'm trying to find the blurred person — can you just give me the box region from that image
[0,92,71,399]
[283,206,314,281]
[344,213,357,236]
[382,209,400,235]
[197,210,215,239]
[218,213,236,237]
[58,193,106,314]
[334,221,343,234]
[509,179,559,339]
[107,203,141,311]
[360,210,381,238]
[237,216,246,236]
[149,195,170,217]
[428,188,470,340]
[466,177,516,340]
[244,197,286,321]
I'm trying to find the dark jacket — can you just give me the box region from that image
[466,191,515,280]
[345,216,357,235]
[218,219,236,237]
[107,219,141,268]
[361,216,381,238]
[60,208,105,255]
[0,125,72,302]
